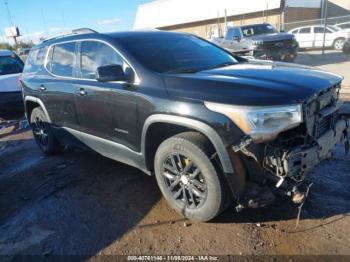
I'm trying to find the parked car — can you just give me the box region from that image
[212,23,299,62]
[335,22,350,33]
[343,37,350,55]
[21,29,349,222]
[289,25,350,50]
[0,50,24,118]
[18,48,31,56]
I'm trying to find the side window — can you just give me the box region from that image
[291,29,299,34]
[50,42,76,77]
[314,27,324,33]
[24,47,47,74]
[299,27,311,34]
[80,41,123,79]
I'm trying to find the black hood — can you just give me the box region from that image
[164,61,343,106]
[248,33,295,42]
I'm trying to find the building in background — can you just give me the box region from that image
[134,0,350,38]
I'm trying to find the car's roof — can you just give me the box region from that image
[0,50,15,56]
[36,30,186,48]
[289,24,338,31]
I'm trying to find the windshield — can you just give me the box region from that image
[328,25,341,32]
[119,34,237,73]
[0,55,24,76]
[241,24,277,37]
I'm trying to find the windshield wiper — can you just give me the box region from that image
[165,67,200,74]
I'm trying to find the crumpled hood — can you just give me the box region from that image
[248,33,295,42]
[0,73,21,92]
[164,61,343,106]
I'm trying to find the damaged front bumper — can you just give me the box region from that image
[229,83,349,207]
[264,119,349,185]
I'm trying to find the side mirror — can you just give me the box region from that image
[233,36,241,41]
[96,64,126,82]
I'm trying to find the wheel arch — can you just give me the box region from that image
[24,96,51,123]
[141,114,234,174]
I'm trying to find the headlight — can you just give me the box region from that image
[205,102,303,143]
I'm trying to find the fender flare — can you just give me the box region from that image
[141,114,234,174]
[24,96,52,123]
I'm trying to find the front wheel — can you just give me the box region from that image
[30,107,62,155]
[334,38,345,51]
[154,132,231,222]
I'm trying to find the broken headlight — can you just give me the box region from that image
[205,102,303,143]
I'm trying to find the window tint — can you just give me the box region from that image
[119,34,237,73]
[0,55,23,75]
[50,42,76,77]
[24,47,46,74]
[80,41,123,79]
[314,27,332,33]
[226,28,241,40]
[241,24,277,37]
[299,27,311,34]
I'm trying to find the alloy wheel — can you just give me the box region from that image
[162,153,207,209]
[334,39,345,50]
[32,117,49,147]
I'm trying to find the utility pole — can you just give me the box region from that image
[322,0,328,55]
[4,0,14,26]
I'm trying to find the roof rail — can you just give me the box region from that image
[72,28,98,34]
[42,28,98,43]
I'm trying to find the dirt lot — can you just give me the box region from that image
[0,50,350,258]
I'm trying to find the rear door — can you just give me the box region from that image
[42,41,80,130]
[314,26,334,47]
[295,27,313,48]
[74,40,139,150]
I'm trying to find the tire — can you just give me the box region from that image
[333,38,345,51]
[30,107,61,155]
[154,132,232,222]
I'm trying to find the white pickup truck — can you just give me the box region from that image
[212,23,299,62]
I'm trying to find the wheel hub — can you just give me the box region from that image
[162,153,207,209]
[180,175,189,185]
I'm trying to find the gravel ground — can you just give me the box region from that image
[0,50,349,258]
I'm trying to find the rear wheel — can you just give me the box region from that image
[30,107,62,155]
[154,132,231,222]
[333,38,345,51]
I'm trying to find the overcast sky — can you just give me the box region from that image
[0,0,150,44]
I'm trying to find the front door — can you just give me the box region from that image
[314,26,333,48]
[74,40,139,151]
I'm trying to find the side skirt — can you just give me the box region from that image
[62,127,151,175]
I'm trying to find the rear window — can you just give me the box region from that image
[338,23,350,29]
[24,47,47,74]
[49,42,76,77]
[0,55,24,75]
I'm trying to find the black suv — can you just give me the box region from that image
[22,29,349,222]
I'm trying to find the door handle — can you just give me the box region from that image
[38,85,46,91]
[75,88,87,96]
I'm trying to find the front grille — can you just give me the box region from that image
[262,39,295,49]
[306,82,341,139]
[317,114,333,137]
